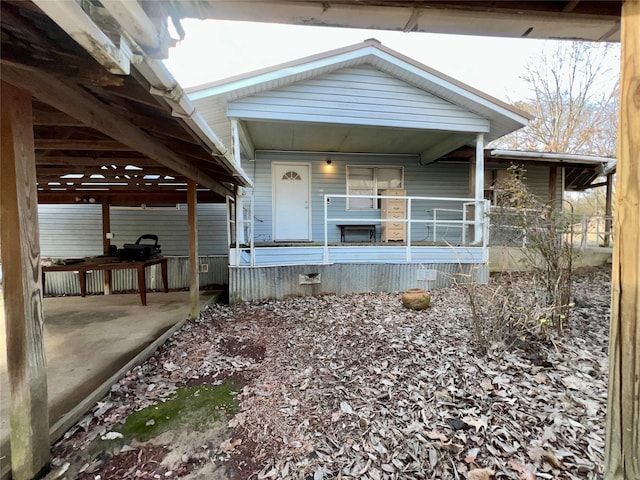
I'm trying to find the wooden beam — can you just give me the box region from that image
[1,63,233,198]
[188,180,200,318]
[34,139,133,151]
[36,165,181,177]
[36,191,223,204]
[562,0,581,13]
[604,0,640,478]
[0,81,50,479]
[33,110,85,126]
[36,156,158,167]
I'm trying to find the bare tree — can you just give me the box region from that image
[495,41,619,156]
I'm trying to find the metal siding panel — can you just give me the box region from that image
[229,263,488,303]
[110,208,190,256]
[198,204,230,255]
[39,204,229,259]
[110,204,228,256]
[39,204,103,257]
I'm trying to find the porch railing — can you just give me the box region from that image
[571,215,614,249]
[322,194,489,264]
[230,194,489,267]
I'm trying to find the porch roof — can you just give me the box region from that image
[188,39,531,164]
[432,146,614,191]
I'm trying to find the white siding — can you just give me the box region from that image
[38,204,229,258]
[228,66,489,133]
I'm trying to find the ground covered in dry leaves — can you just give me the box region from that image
[48,266,610,480]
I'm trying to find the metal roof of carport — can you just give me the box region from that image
[0,0,252,205]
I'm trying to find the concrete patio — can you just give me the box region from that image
[0,289,219,478]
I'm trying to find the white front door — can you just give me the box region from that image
[273,162,311,241]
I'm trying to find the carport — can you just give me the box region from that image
[0,2,250,478]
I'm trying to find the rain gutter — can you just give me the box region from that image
[135,59,253,186]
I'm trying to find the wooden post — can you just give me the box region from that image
[604,173,613,247]
[102,201,112,295]
[548,167,558,209]
[0,81,50,479]
[474,134,484,243]
[604,0,640,478]
[188,180,200,318]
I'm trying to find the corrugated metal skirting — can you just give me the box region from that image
[42,256,229,296]
[229,263,488,303]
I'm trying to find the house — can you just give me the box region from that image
[186,39,608,301]
[35,40,614,302]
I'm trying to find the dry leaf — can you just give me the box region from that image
[508,460,536,480]
[467,467,494,480]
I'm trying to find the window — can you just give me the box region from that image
[282,171,302,181]
[346,166,403,209]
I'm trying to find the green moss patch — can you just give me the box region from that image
[95,379,240,452]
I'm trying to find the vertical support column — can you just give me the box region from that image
[230,118,241,166]
[187,180,200,318]
[548,167,558,209]
[604,173,613,247]
[474,133,485,244]
[101,201,112,295]
[0,81,50,479]
[604,1,640,478]
[236,189,246,245]
[468,156,476,244]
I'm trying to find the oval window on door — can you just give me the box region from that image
[282,171,302,181]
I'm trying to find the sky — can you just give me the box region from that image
[163,19,557,103]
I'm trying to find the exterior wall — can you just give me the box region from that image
[229,262,488,303]
[38,203,229,258]
[228,66,489,132]
[485,163,562,204]
[248,151,473,244]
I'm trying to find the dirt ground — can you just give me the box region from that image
[45,266,611,480]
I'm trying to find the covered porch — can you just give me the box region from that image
[232,193,489,267]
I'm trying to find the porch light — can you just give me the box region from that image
[326,159,332,165]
